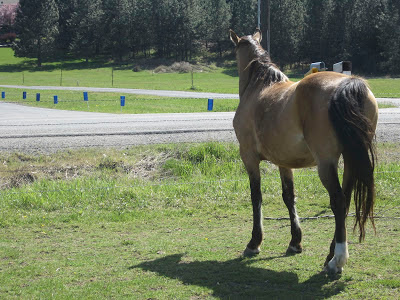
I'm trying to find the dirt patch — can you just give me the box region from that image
[6,172,36,189]
[130,152,171,179]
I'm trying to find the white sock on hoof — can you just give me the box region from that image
[328,242,349,272]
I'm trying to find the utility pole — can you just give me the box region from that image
[258,0,271,54]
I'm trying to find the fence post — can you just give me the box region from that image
[120,96,125,113]
[207,98,214,111]
[83,92,89,110]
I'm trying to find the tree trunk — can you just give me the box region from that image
[37,38,42,67]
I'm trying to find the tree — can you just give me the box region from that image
[202,0,231,57]
[13,0,59,67]
[131,0,153,58]
[300,0,331,64]
[270,0,305,68]
[379,0,400,74]
[0,4,17,44]
[54,0,76,56]
[228,0,257,36]
[69,0,104,62]
[102,0,132,62]
[348,0,386,73]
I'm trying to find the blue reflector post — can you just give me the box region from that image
[120,96,126,107]
[54,95,58,104]
[23,91,27,99]
[83,92,88,101]
[207,98,213,111]
[1,91,5,99]
[36,93,40,102]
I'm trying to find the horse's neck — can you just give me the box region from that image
[238,61,288,98]
[239,73,251,98]
[238,65,257,98]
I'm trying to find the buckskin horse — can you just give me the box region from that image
[229,29,378,274]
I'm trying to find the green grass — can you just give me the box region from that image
[0,48,238,93]
[0,87,239,114]
[377,102,399,109]
[0,87,394,114]
[0,142,399,298]
[1,48,400,97]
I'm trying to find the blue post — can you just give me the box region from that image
[207,98,213,111]
[83,92,88,101]
[1,91,5,99]
[120,96,126,107]
[54,95,58,104]
[23,91,27,99]
[36,93,40,102]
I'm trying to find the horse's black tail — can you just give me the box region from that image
[328,77,376,242]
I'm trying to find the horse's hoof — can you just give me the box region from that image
[323,263,343,276]
[286,245,302,255]
[243,247,260,257]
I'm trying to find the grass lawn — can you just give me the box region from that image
[0,142,399,298]
[1,48,400,97]
[0,87,239,114]
[0,86,394,114]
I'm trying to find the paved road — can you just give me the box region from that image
[0,101,398,153]
[0,102,237,152]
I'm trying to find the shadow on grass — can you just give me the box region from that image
[133,254,345,298]
[222,68,238,77]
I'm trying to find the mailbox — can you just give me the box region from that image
[310,62,326,71]
[333,61,352,75]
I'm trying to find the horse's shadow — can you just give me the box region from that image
[132,254,345,299]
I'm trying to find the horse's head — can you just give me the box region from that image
[229,29,264,73]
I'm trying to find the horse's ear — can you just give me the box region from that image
[253,28,262,44]
[229,29,240,46]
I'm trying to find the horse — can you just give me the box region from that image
[229,29,378,274]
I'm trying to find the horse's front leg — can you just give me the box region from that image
[242,156,263,257]
[279,167,303,254]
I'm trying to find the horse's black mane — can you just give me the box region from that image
[242,38,289,87]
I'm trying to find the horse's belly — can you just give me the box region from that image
[258,134,316,168]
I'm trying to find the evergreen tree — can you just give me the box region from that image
[228,0,257,36]
[270,0,305,68]
[132,0,153,57]
[55,0,76,57]
[300,0,330,64]
[379,0,400,74]
[202,0,231,57]
[69,0,104,62]
[13,0,59,67]
[348,0,385,73]
[102,0,132,62]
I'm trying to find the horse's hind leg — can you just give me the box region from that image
[279,167,302,255]
[324,159,354,267]
[318,161,349,274]
[241,151,263,257]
